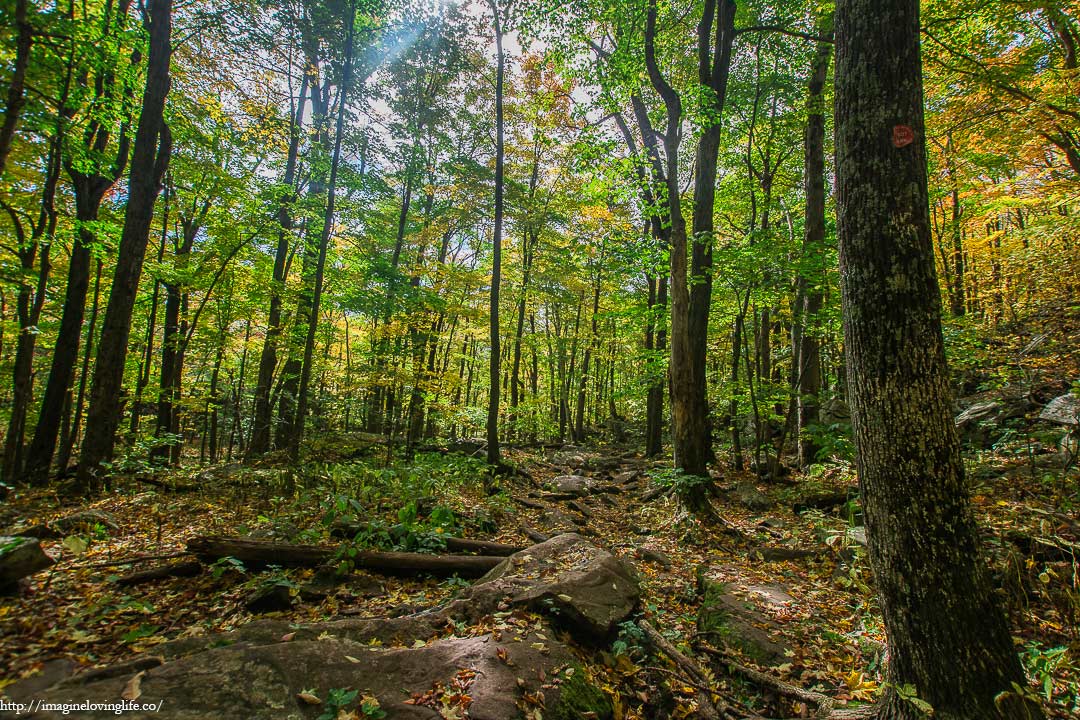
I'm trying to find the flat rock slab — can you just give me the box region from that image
[26,632,574,720]
[698,576,791,666]
[21,535,638,718]
[1040,393,1080,426]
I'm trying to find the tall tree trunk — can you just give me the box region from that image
[0,0,32,178]
[795,22,831,469]
[1,136,59,481]
[56,259,102,472]
[23,0,134,485]
[645,0,734,507]
[574,264,602,443]
[77,0,172,490]
[24,191,109,483]
[834,1,1043,717]
[131,216,168,437]
[486,0,505,467]
[249,72,309,456]
[288,1,355,460]
[645,274,668,456]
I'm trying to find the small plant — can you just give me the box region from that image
[210,556,246,579]
[1020,643,1075,705]
[315,688,385,720]
[648,467,711,495]
[611,620,646,658]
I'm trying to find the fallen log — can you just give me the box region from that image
[330,522,523,556]
[186,536,503,578]
[115,560,202,586]
[1,536,55,591]
[749,546,824,562]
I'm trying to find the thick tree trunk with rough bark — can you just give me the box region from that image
[77,0,172,491]
[835,1,1044,717]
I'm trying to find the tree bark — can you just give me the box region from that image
[248,72,309,456]
[486,0,505,467]
[795,22,832,469]
[0,0,32,179]
[834,1,1044,717]
[288,0,355,461]
[77,0,172,491]
[186,536,503,578]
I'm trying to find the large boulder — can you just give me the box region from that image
[550,474,592,496]
[461,533,640,640]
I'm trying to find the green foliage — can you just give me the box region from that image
[1020,643,1077,708]
[647,467,711,495]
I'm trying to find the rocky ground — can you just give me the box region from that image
[0,428,1077,719]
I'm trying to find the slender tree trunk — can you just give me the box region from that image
[288,1,355,461]
[486,0,505,467]
[249,73,309,456]
[574,264,602,443]
[1,138,59,481]
[0,0,32,178]
[56,259,102,472]
[77,0,172,490]
[835,1,1043,716]
[795,22,831,469]
[24,196,104,483]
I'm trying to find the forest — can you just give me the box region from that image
[0,0,1078,717]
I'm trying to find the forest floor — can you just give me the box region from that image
[0,434,1078,718]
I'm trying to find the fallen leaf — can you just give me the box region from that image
[121,671,144,701]
[297,691,322,705]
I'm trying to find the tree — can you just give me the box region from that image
[486,0,508,467]
[834,0,1045,717]
[643,0,735,509]
[794,16,832,469]
[76,0,172,491]
[22,0,138,484]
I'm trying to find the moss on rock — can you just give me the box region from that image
[549,665,613,720]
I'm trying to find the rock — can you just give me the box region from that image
[0,536,55,591]
[955,400,1002,427]
[462,533,640,640]
[1040,393,1080,426]
[244,582,295,614]
[27,633,580,720]
[550,474,591,496]
[820,396,850,426]
[25,535,634,719]
[953,384,1040,447]
[733,481,772,512]
[634,545,673,568]
[541,508,580,533]
[613,470,639,485]
[847,527,867,547]
[697,575,790,666]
